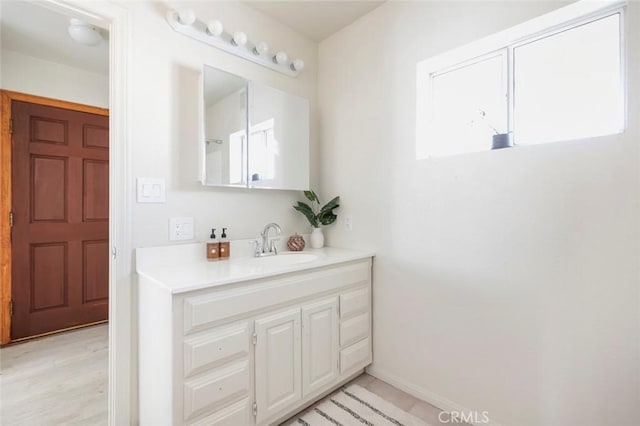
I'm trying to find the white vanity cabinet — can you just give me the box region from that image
[137,251,372,426]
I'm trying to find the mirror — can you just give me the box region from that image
[202,66,248,187]
[202,65,310,190]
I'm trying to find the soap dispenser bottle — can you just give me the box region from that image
[206,228,219,260]
[219,228,230,259]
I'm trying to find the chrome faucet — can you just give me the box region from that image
[255,222,281,256]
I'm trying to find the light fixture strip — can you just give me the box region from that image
[166,10,302,78]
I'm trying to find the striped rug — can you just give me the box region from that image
[282,384,431,426]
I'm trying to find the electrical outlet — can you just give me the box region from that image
[169,217,194,241]
[344,215,353,232]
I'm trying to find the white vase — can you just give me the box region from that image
[310,227,324,249]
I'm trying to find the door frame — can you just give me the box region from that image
[0,1,132,424]
[0,90,109,345]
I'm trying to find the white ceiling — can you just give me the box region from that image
[243,1,385,42]
[0,1,109,75]
[0,1,381,76]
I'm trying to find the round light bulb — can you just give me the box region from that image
[253,41,269,56]
[273,51,288,65]
[206,20,223,36]
[232,31,247,47]
[291,59,305,71]
[68,19,102,46]
[176,9,196,25]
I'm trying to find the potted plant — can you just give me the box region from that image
[293,190,340,249]
[474,110,513,150]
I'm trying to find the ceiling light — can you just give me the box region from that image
[232,32,248,47]
[177,9,196,25]
[291,59,305,72]
[253,41,269,56]
[68,19,102,46]
[273,51,288,65]
[206,20,223,37]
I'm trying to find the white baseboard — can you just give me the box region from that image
[365,366,502,426]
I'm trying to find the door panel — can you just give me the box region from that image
[302,297,338,397]
[30,116,67,144]
[31,155,67,221]
[83,240,109,303]
[83,124,109,149]
[254,308,301,424]
[30,242,68,311]
[83,159,109,220]
[11,100,109,340]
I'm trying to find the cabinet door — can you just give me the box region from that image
[302,297,338,397]
[254,308,302,424]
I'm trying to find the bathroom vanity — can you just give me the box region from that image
[136,244,373,426]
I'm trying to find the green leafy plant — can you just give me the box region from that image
[293,190,340,228]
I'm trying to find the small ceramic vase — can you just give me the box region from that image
[310,227,324,249]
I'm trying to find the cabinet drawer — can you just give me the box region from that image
[183,260,370,334]
[340,337,371,375]
[340,312,369,347]
[340,287,369,319]
[188,398,250,426]
[183,360,250,421]
[184,323,249,377]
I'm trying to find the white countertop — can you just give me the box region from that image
[136,243,374,294]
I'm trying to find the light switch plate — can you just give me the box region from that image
[137,178,166,203]
[169,217,194,241]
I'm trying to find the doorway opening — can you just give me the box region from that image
[1,0,131,422]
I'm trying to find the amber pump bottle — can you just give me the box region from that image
[219,228,230,259]
[206,228,219,260]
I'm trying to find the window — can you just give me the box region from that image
[417,1,625,158]
[513,14,623,144]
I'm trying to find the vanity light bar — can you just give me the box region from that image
[166,9,303,78]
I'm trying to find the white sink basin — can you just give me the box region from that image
[245,252,320,267]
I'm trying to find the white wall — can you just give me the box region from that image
[0,49,109,108]
[319,2,639,425]
[127,1,318,251]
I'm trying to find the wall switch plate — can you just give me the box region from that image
[137,178,166,203]
[344,215,353,232]
[169,217,194,241]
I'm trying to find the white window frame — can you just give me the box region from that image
[416,0,627,159]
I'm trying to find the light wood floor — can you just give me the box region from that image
[0,324,108,425]
[0,324,455,426]
[347,373,467,425]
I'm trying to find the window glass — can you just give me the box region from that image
[429,53,507,156]
[514,13,622,144]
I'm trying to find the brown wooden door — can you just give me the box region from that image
[11,100,109,340]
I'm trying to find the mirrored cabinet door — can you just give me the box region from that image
[248,82,309,191]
